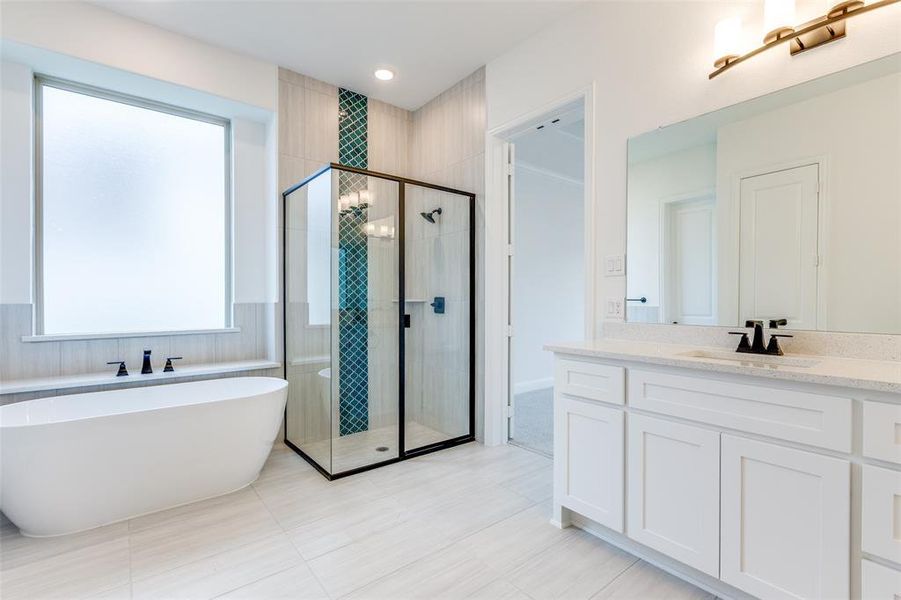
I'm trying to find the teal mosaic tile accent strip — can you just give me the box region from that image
[339,89,368,169]
[338,89,369,437]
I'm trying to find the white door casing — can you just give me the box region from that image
[739,164,819,329]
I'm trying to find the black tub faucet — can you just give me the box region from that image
[107,361,128,377]
[163,357,183,373]
[141,349,153,374]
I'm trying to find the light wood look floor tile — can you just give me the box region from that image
[215,564,328,599]
[132,534,302,600]
[129,488,283,580]
[509,529,639,600]
[591,560,718,600]
[0,536,130,600]
[0,442,713,600]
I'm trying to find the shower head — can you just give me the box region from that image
[420,207,442,223]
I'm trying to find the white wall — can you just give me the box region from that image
[0,2,280,391]
[0,1,277,113]
[0,60,32,305]
[512,166,583,393]
[626,143,716,314]
[486,0,901,337]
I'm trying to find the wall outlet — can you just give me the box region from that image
[605,297,624,320]
[604,254,625,277]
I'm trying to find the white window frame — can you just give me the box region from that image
[32,75,234,338]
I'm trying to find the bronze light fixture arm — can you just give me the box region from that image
[710,0,900,79]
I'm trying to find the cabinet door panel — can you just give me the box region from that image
[554,394,624,531]
[861,464,901,564]
[721,435,849,600]
[627,414,720,576]
[862,401,901,465]
[861,560,901,600]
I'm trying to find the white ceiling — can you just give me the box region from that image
[91,1,585,110]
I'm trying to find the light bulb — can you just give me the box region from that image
[358,189,371,206]
[763,0,796,43]
[714,17,743,68]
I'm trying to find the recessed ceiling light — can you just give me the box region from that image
[374,69,395,81]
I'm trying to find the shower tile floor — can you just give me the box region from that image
[0,442,715,600]
[299,420,453,473]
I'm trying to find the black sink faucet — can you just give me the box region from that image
[730,319,794,355]
[745,320,767,354]
[141,349,153,374]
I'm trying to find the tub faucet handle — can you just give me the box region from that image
[107,361,129,377]
[163,357,183,373]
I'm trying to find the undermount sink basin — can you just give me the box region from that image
[678,350,820,369]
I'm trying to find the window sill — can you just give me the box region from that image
[0,359,281,395]
[21,327,241,343]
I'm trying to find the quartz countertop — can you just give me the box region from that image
[545,339,901,394]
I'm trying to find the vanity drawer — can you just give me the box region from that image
[861,560,900,599]
[863,401,901,465]
[555,357,624,406]
[862,464,901,564]
[628,369,852,451]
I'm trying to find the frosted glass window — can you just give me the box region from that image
[38,81,229,335]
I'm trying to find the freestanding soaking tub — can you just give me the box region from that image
[0,377,287,537]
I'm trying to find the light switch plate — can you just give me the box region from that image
[605,254,625,277]
[605,297,625,319]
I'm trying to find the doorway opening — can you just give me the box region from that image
[505,101,586,456]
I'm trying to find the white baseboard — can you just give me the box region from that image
[513,377,554,396]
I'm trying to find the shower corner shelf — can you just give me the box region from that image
[392,298,428,303]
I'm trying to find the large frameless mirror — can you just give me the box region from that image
[626,53,901,334]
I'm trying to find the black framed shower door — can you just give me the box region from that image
[281,163,476,480]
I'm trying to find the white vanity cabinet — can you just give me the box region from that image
[861,560,901,599]
[553,390,624,532]
[626,414,720,576]
[720,435,849,599]
[550,348,898,600]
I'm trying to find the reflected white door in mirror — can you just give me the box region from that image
[549,343,901,600]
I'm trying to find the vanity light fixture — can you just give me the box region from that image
[374,68,395,81]
[714,16,744,69]
[763,0,796,43]
[710,0,900,79]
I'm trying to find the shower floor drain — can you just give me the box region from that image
[375,446,390,452]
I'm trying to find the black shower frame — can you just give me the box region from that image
[281,163,476,480]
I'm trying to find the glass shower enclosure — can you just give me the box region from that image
[283,164,475,479]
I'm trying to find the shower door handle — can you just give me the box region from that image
[404,314,411,328]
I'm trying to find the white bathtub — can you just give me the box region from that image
[0,377,287,537]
